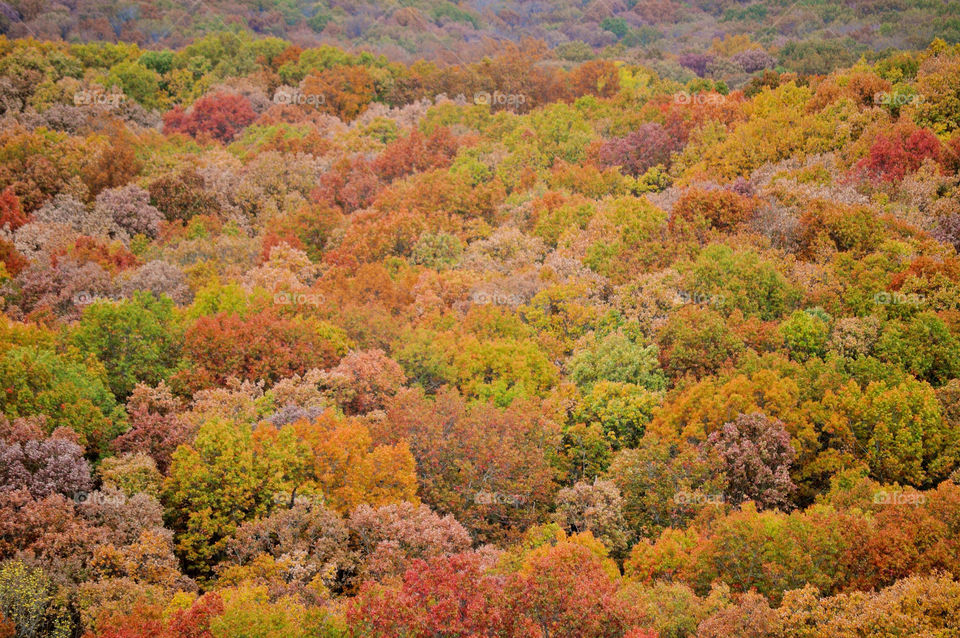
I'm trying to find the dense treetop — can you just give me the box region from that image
[1,27,960,638]
[2,0,960,71]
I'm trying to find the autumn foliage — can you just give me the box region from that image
[164,93,257,142]
[1,29,960,638]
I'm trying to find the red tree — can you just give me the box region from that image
[858,123,942,182]
[348,552,532,637]
[163,93,257,143]
[175,311,347,393]
[595,123,678,176]
[372,128,461,183]
[0,186,28,230]
[509,541,639,638]
[0,239,28,276]
[670,187,756,232]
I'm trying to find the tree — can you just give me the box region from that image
[707,412,797,509]
[678,53,715,77]
[219,499,350,598]
[166,592,224,638]
[0,490,109,585]
[656,306,745,380]
[410,232,463,269]
[627,502,860,600]
[797,201,883,257]
[600,17,629,39]
[162,419,279,580]
[826,378,956,486]
[509,537,637,638]
[777,574,960,636]
[97,591,224,638]
[520,282,600,358]
[207,585,315,638]
[0,187,27,231]
[0,432,92,499]
[679,243,800,320]
[732,49,776,73]
[397,326,558,408]
[94,185,163,239]
[163,93,256,143]
[563,60,621,100]
[779,310,829,362]
[0,561,70,638]
[571,381,661,450]
[312,157,380,214]
[106,60,162,108]
[384,388,562,543]
[912,49,960,135]
[316,349,406,415]
[857,122,941,182]
[570,330,666,392]
[120,261,193,306]
[596,123,679,176]
[349,501,472,582]
[112,382,193,473]
[80,130,143,200]
[147,169,218,224]
[372,128,459,183]
[0,129,86,214]
[0,240,27,278]
[96,450,162,499]
[0,346,123,455]
[176,311,349,394]
[348,552,523,637]
[278,413,419,513]
[10,257,115,321]
[553,480,632,559]
[558,422,614,483]
[68,292,182,400]
[607,437,725,539]
[696,590,778,638]
[301,65,375,121]
[875,312,960,386]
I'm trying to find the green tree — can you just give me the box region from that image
[571,381,662,449]
[828,377,957,486]
[106,60,163,108]
[780,310,830,362]
[600,17,629,39]
[0,346,123,454]
[162,419,281,580]
[680,244,800,321]
[570,330,665,392]
[875,313,960,386]
[68,292,182,400]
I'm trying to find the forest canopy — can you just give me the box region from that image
[1,20,960,638]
